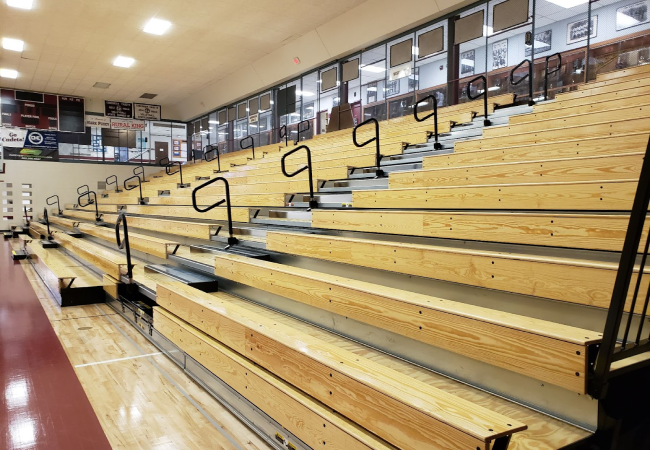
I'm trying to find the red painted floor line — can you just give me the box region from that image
[0,240,112,450]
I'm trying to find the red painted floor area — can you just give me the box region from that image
[0,240,112,450]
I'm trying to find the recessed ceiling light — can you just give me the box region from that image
[113,56,135,68]
[544,0,587,7]
[7,0,33,10]
[93,82,111,89]
[139,93,157,99]
[143,18,171,35]
[2,38,24,52]
[0,69,18,79]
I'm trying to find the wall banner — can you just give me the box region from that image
[110,118,146,130]
[134,103,161,120]
[85,115,111,128]
[105,101,133,118]
[2,127,59,160]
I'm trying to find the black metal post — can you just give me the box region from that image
[23,206,30,226]
[43,207,51,237]
[46,194,63,215]
[133,165,148,183]
[240,135,255,159]
[352,118,385,177]
[159,157,184,186]
[106,175,122,193]
[204,145,222,173]
[123,175,145,205]
[281,145,317,209]
[115,213,133,280]
[279,125,288,147]
[544,53,562,101]
[466,75,491,126]
[191,177,238,248]
[414,95,442,150]
[296,119,311,143]
[510,59,535,106]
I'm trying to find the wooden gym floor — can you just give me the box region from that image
[0,239,273,450]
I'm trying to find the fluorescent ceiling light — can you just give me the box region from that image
[296,90,314,97]
[7,0,33,10]
[2,38,24,52]
[488,86,500,91]
[208,120,219,124]
[0,68,18,78]
[544,0,587,7]
[412,46,419,56]
[360,65,385,73]
[143,18,171,35]
[483,25,493,36]
[367,87,377,92]
[113,56,135,68]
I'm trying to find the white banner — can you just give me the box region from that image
[389,62,412,81]
[85,115,111,128]
[110,118,146,130]
[1,127,27,146]
[134,103,161,121]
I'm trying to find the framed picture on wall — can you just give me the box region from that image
[567,16,597,45]
[385,80,400,96]
[492,39,508,70]
[525,30,552,57]
[173,151,181,157]
[460,50,475,76]
[616,1,650,31]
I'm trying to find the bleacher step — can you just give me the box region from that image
[11,249,28,260]
[144,264,219,292]
[318,177,388,193]
[40,240,59,248]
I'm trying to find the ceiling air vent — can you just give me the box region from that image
[140,93,158,99]
[93,82,111,89]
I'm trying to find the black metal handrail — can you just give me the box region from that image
[77,184,89,196]
[352,118,385,177]
[46,194,62,215]
[466,75,491,126]
[78,190,101,222]
[240,135,255,159]
[544,52,562,101]
[43,207,51,237]
[414,95,442,150]
[281,145,317,209]
[192,177,238,248]
[204,145,222,173]
[510,59,534,106]
[590,136,650,399]
[106,175,122,193]
[159,157,184,185]
[133,165,148,183]
[124,175,145,205]
[296,119,311,143]
[23,206,30,226]
[115,213,133,280]
[279,125,288,146]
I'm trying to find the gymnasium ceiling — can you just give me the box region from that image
[0,0,367,105]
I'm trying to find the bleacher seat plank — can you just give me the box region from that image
[76,223,178,259]
[424,133,648,169]
[55,232,129,279]
[48,215,79,229]
[390,153,643,188]
[352,179,637,211]
[154,307,398,450]
[156,282,526,450]
[146,193,285,208]
[212,252,599,392]
[265,231,649,313]
[124,205,249,223]
[60,209,101,222]
[532,85,650,113]
[484,104,650,137]
[595,64,650,82]
[310,209,641,251]
[556,76,650,99]
[100,214,218,240]
[454,117,650,152]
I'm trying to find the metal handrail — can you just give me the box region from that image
[414,95,442,150]
[191,177,238,248]
[466,75,491,126]
[133,165,148,183]
[123,175,145,205]
[115,213,133,280]
[159,157,184,185]
[510,59,534,106]
[544,53,562,101]
[352,118,385,177]
[240,135,255,159]
[106,175,122,193]
[279,125,288,146]
[46,194,62,215]
[296,119,311,143]
[42,207,51,237]
[23,206,30,226]
[204,145,222,173]
[78,190,101,222]
[281,145,317,209]
[77,184,89,196]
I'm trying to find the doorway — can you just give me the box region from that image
[155,142,169,165]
